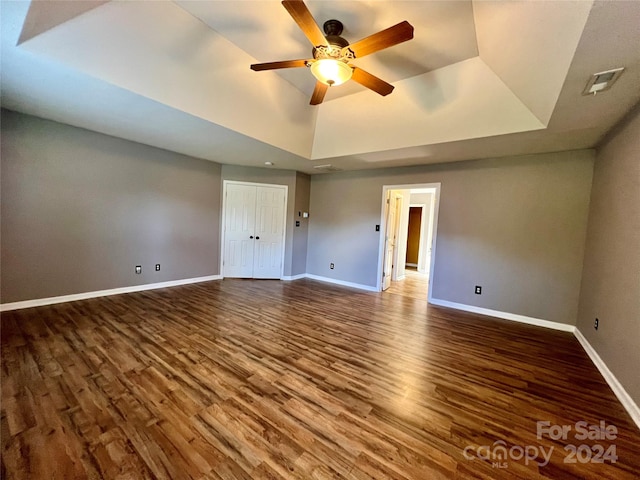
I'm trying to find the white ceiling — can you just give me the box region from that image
[1,0,639,174]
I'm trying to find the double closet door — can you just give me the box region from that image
[223,182,286,279]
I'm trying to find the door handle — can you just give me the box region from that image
[256,236,260,240]
[250,236,254,239]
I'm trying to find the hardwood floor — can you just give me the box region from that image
[385,269,430,301]
[2,278,639,479]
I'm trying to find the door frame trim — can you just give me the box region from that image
[377,183,441,301]
[220,180,288,280]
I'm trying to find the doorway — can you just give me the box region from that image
[378,184,440,301]
[221,181,288,279]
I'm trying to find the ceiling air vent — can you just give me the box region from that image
[582,68,624,95]
[313,164,342,172]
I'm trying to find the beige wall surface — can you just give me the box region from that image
[1,109,222,303]
[576,104,640,404]
[307,150,595,324]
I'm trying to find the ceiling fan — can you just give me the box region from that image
[250,0,414,105]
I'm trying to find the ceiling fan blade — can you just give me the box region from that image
[282,0,327,48]
[310,81,328,105]
[351,67,394,96]
[250,59,309,71]
[345,21,414,58]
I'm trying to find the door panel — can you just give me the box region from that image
[383,192,396,290]
[223,183,285,279]
[253,187,285,279]
[224,184,257,278]
[406,207,422,265]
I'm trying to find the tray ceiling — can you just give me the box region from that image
[2,1,640,173]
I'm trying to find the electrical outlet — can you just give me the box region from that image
[475,285,482,295]
[330,263,334,269]
[594,318,599,330]
[135,265,142,274]
[155,264,161,271]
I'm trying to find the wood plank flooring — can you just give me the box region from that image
[385,269,430,301]
[2,277,639,479]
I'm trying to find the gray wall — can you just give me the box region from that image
[576,104,640,404]
[307,150,594,324]
[1,109,222,303]
[292,172,310,276]
[220,165,309,277]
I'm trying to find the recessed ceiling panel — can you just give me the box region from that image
[178,1,478,100]
[474,0,592,125]
[312,57,544,159]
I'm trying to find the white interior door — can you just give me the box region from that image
[224,184,257,278]
[223,182,286,279]
[382,192,397,290]
[391,193,403,281]
[253,186,286,279]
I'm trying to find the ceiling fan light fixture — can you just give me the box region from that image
[310,59,353,86]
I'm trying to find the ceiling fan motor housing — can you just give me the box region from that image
[312,19,352,58]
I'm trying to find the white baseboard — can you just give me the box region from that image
[281,274,307,281]
[304,274,379,292]
[574,329,640,431]
[0,275,222,312]
[406,263,418,267]
[428,298,576,332]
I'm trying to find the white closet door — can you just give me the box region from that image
[224,184,257,278]
[253,186,286,279]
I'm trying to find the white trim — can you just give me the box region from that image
[428,298,576,332]
[574,329,640,431]
[0,275,222,312]
[405,263,418,268]
[304,274,379,292]
[281,274,306,281]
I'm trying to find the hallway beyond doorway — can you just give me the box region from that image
[384,268,429,301]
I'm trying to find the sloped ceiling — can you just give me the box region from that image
[1,0,639,174]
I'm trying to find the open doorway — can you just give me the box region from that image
[377,184,440,301]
